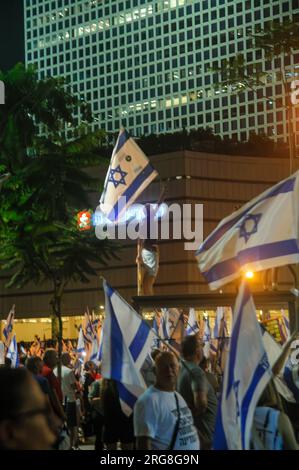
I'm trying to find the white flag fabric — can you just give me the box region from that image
[281,310,290,341]
[97,327,104,362]
[196,171,299,290]
[151,312,165,350]
[214,307,224,339]
[90,336,99,362]
[186,308,200,336]
[6,334,19,368]
[214,281,272,450]
[77,327,85,353]
[101,280,155,416]
[99,128,158,223]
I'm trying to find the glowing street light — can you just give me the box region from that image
[245,271,254,280]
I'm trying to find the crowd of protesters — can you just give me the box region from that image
[0,334,298,450]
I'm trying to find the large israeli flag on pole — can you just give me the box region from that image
[101,280,155,416]
[99,128,158,223]
[214,281,272,450]
[196,171,299,290]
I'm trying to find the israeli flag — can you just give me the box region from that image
[3,305,15,349]
[186,308,200,336]
[162,308,185,352]
[83,312,94,344]
[151,314,164,350]
[77,327,85,353]
[6,334,19,368]
[98,128,158,223]
[90,336,99,362]
[196,171,299,290]
[203,315,212,358]
[281,310,290,340]
[214,307,224,339]
[214,281,272,450]
[101,280,155,416]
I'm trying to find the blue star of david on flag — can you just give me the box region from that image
[108,165,128,188]
[238,213,262,243]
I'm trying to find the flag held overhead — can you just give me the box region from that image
[101,280,155,416]
[99,128,158,223]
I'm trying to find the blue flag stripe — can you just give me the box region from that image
[240,360,270,449]
[114,129,131,155]
[203,239,299,284]
[107,163,157,221]
[213,400,228,450]
[109,296,124,382]
[226,285,250,399]
[129,320,151,362]
[197,176,296,255]
[117,382,138,409]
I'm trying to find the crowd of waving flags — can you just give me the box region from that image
[1,130,298,450]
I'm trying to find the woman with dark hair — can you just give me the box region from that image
[0,368,56,450]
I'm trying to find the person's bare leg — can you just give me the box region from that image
[143,274,155,295]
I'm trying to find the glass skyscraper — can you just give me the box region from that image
[24,0,298,142]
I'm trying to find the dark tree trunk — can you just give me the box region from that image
[50,278,64,383]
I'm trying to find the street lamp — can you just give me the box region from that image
[245,271,254,280]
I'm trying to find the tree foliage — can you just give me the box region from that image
[0,64,116,343]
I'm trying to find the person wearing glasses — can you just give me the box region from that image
[0,368,56,450]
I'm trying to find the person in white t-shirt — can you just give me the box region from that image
[134,351,200,451]
[54,353,79,449]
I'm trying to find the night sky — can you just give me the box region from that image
[0,0,24,71]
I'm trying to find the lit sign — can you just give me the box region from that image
[77,210,92,231]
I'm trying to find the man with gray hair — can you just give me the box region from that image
[134,351,200,450]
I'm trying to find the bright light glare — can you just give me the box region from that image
[245,271,254,279]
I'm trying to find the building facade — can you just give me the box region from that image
[0,0,24,71]
[0,149,297,321]
[24,0,299,142]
